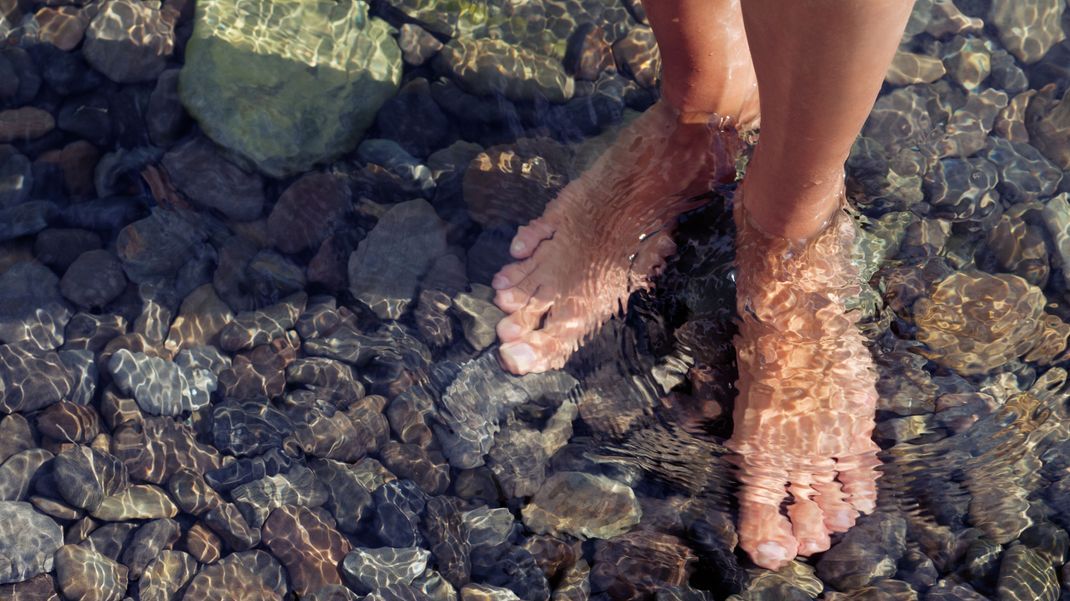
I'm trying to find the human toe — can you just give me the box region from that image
[738,487,798,570]
[630,230,677,280]
[837,452,881,516]
[492,260,536,290]
[499,341,539,374]
[752,540,793,570]
[788,492,831,556]
[510,220,556,259]
[791,502,830,551]
[494,285,535,313]
[813,480,858,534]
[501,321,585,374]
[496,305,545,342]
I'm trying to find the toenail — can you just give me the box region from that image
[492,274,510,289]
[502,343,535,371]
[499,321,522,338]
[799,539,824,555]
[829,510,853,529]
[756,541,789,565]
[511,239,526,254]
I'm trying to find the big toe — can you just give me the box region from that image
[630,230,677,281]
[738,481,798,570]
[499,341,539,374]
[741,505,798,570]
[499,314,586,374]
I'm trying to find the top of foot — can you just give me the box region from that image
[729,190,881,570]
[492,101,741,374]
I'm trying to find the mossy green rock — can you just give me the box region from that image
[179,0,402,177]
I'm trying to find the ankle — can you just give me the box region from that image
[739,160,845,241]
[664,86,760,131]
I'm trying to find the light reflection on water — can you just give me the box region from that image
[1,0,1070,598]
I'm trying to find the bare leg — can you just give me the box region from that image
[729,0,914,569]
[741,0,914,240]
[492,0,757,374]
[646,0,759,127]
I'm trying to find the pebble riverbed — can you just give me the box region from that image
[1,0,1070,599]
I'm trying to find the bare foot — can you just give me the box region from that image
[492,101,741,374]
[728,186,881,570]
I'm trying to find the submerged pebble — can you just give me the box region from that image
[522,471,641,540]
[0,1,1066,598]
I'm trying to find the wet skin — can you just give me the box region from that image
[494,0,913,571]
[492,100,739,374]
[730,193,881,565]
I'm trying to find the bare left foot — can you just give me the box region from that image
[729,187,881,569]
[492,101,741,374]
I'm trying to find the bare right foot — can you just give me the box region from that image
[729,182,881,570]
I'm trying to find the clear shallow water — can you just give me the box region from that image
[0,0,1069,599]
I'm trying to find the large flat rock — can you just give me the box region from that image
[179,0,402,177]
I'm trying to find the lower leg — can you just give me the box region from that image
[729,0,914,569]
[493,0,758,374]
[645,0,759,126]
[741,0,915,239]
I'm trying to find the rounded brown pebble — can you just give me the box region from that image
[139,550,198,601]
[0,107,55,142]
[82,0,174,83]
[111,417,221,485]
[0,414,35,465]
[37,402,102,443]
[91,484,177,521]
[34,141,100,201]
[29,495,82,522]
[261,505,351,596]
[183,522,222,564]
[460,583,521,601]
[121,518,182,579]
[611,25,661,88]
[914,271,1053,374]
[32,6,92,51]
[54,544,129,601]
[65,516,98,545]
[268,172,351,254]
[521,472,641,540]
[167,468,224,516]
[563,23,614,81]
[180,560,278,601]
[53,445,128,512]
[0,573,60,600]
[0,501,63,584]
[60,250,128,308]
[99,389,143,430]
[0,448,53,502]
[379,442,450,496]
[590,531,695,598]
[203,502,260,551]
